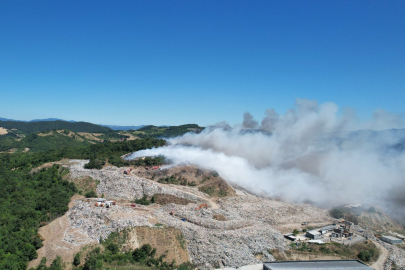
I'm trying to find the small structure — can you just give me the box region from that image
[284,234,297,241]
[263,260,373,270]
[105,201,114,208]
[381,235,403,244]
[306,230,322,240]
[333,227,344,238]
[95,198,115,208]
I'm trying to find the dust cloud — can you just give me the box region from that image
[126,99,405,209]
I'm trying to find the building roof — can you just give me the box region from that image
[308,240,325,244]
[317,225,338,231]
[307,230,321,235]
[382,236,402,241]
[263,260,373,270]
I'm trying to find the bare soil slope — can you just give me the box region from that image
[134,165,236,198]
[127,227,189,264]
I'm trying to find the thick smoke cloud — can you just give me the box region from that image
[126,99,405,209]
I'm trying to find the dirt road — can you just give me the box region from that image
[372,240,389,270]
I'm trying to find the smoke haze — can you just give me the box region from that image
[126,99,405,210]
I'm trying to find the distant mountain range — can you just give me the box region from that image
[0,117,153,131]
[0,117,76,122]
[104,125,146,131]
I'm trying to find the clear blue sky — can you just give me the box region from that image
[0,1,404,126]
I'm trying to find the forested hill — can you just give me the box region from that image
[0,120,113,134]
[133,124,204,138]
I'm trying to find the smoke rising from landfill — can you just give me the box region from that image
[126,99,405,209]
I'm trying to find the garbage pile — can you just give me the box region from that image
[66,200,153,242]
[376,239,405,269]
[64,160,333,269]
[67,160,208,203]
[154,204,285,268]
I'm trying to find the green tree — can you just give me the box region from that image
[73,252,80,266]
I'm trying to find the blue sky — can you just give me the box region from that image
[0,1,404,126]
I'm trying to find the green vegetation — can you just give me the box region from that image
[85,190,98,198]
[0,138,165,172]
[198,182,228,197]
[132,124,204,138]
[158,175,196,186]
[73,176,99,196]
[0,120,113,134]
[329,207,360,224]
[292,229,300,235]
[0,164,77,269]
[132,155,166,166]
[133,195,156,205]
[74,229,194,270]
[30,256,66,270]
[289,241,379,263]
[0,130,127,153]
[358,248,377,262]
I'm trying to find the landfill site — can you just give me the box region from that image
[29,159,405,270]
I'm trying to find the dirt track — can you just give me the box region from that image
[372,240,389,270]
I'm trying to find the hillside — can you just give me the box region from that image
[131,124,204,138]
[0,120,112,134]
[0,130,127,153]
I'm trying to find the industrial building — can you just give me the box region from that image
[381,235,403,244]
[305,224,338,239]
[306,230,322,240]
[263,260,373,269]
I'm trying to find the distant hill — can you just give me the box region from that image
[133,124,204,138]
[29,118,76,122]
[0,117,18,122]
[0,117,76,122]
[103,125,146,131]
[0,120,113,134]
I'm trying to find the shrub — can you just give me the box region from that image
[134,195,153,205]
[85,190,97,198]
[358,250,371,262]
[73,252,80,266]
[329,207,345,219]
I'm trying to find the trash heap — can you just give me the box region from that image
[64,160,333,269]
[66,200,152,242]
[154,203,286,269]
[67,160,209,203]
[377,239,405,269]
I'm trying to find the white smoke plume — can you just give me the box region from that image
[126,99,405,209]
